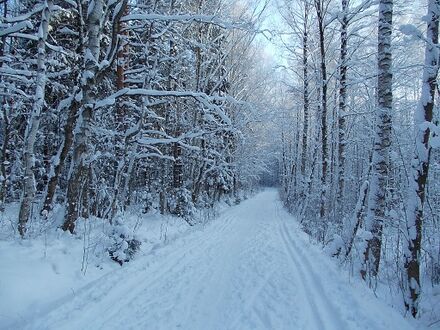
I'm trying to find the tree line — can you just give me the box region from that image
[277,0,439,318]
[0,0,270,235]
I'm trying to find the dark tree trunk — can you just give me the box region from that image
[63,0,103,233]
[337,0,348,221]
[41,100,80,216]
[301,3,310,186]
[314,0,329,229]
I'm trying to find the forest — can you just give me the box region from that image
[0,0,439,328]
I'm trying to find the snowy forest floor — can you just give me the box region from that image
[0,190,425,329]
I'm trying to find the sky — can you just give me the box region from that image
[253,0,287,67]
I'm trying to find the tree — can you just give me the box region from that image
[300,1,310,192]
[361,0,393,280]
[314,0,330,237]
[63,0,109,232]
[403,0,440,317]
[336,0,348,222]
[8,0,52,236]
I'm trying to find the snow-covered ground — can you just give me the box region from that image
[2,190,420,329]
[0,209,192,329]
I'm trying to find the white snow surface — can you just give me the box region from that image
[3,190,416,330]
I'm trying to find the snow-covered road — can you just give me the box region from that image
[18,190,414,330]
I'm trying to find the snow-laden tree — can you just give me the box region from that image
[360,0,393,281]
[276,0,440,319]
[18,0,52,236]
[402,0,440,317]
[0,0,271,235]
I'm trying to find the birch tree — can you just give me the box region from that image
[403,0,440,317]
[361,0,393,280]
[17,0,52,236]
[336,0,348,222]
[314,0,330,236]
[63,0,106,233]
[300,1,310,193]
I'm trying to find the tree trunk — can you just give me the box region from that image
[41,97,80,216]
[63,0,103,233]
[18,1,52,236]
[0,0,8,211]
[361,0,393,279]
[301,3,309,186]
[404,0,439,317]
[41,2,87,216]
[0,105,10,212]
[111,5,130,219]
[314,0,329,232]
[337,0,348,221]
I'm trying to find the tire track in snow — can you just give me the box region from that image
[227,226,278,329]
[99,208,262,330]
[85,210,251,330]
[282,220,345,324]
[112,218,244,329]
[177,213,271,329]
[109,193,310,330]
[17,190,413,330]
[19,211,239,330]
[278,222,327,329]
[276,206,345,330]
[90,213,242,329]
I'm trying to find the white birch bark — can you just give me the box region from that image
[361,0,393,279]
[337,0,348,222]
[404,0,439,317]
[63,0,104,233]
[18,1,52,236]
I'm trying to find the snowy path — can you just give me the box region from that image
[17,190,414,330]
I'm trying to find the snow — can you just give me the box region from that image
[120,14,250,31]
[0,236,110,327]
[1,190,417,330]
[95,88,232,125]
[0,210,190,329]
[57,27,79,36]
[399,24,422,39]
[0,21,33,37]
[432,135,440,148]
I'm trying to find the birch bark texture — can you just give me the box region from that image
[63,0,104,233]
[361,0,393,279]
[404,0,439,317]
[300,1,310,182]
[337,0,348,221]
[314,0,329,230]
[18,1,52,236]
